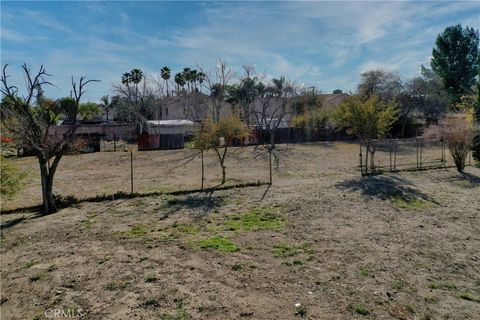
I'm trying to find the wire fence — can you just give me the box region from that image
[359,138,474,175]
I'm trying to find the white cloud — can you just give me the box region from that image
[0,28,48,43]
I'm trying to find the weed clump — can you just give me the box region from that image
[224,206,284,231]
[197,236,239,252]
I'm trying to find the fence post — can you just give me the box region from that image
[416,139,419,169]
[359,142,363,175]
[127,148,133,194]
[389,140,393,172]
[201,150,204,191]
[269,146,272,184]
[420,139,423,169]
[441,138,446,167]
[393,139,397,171]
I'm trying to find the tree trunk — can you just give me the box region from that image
[270,130,276,149]
[39,159,56,214]
[270,131,279,169]
[38,154,63,214]
[39,159,50,214]
[214,147,227,185]
[221,162,226,185]
[363,140,376,172]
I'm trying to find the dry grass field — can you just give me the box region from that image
[1,142,479,319]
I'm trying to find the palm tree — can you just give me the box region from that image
[182,68,192,92]
[271,77,285,96]
[129,69,144,98]
[160,66,171,97]
[130,69,144,85]
[174,72,186,94]
[190,69,198,92]
[121,72,131,85]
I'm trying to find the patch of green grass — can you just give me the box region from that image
[390,195,428,209]
[172,223,200,234]
[145,275,158,283]
[359,266,370,277]
[459,292,480,303]
[232,264,243,271]
[351,304,370,316]
[131,224,149,235]
[428,281,457,290]
[197,236,239,252]
[393,279,407,291]
[292,260,304,265]
[105,280,128,291]
[295,304,307,318]
[272,244,305,258]
[161,308,190,320]
[223,206,284,232]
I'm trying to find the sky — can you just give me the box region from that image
[1,1,479,102]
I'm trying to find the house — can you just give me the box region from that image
[318,93,350,108]
[137,120,196,150]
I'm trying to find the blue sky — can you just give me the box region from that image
[1,1,479,102]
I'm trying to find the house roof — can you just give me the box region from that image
[146,120,195,127]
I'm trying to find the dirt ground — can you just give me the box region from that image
[1,142,479,319]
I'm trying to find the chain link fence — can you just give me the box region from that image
[359,138,474,175]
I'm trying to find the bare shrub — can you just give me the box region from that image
[425,113,478,172]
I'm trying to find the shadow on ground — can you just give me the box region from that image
[1,182,269,217]
[421,169,480,189]
[335,174,438,204]
[167,195,224,211]
[1,212,44,231]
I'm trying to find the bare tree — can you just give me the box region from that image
[251,77,296,168]
[198,59,234,122]
[1,64,98,214]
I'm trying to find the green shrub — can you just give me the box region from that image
[0,157,26,199]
